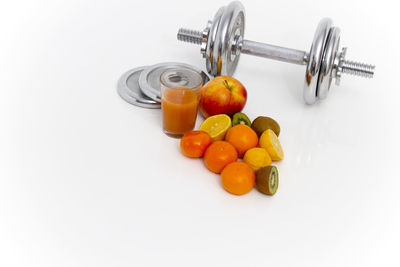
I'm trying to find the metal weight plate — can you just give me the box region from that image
[317,27,340,100]
[117,66,161,109]
[206,6,225,76]
[213,1,245,76]
[139,62,211,102]
[303,18,333,104]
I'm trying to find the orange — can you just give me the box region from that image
[204,141,238,174]
[180,131,213,158]
[221,162,255,195]
[225,124,258,158]
[199,114,231,141]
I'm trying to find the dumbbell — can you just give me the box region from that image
[177,1,375,104]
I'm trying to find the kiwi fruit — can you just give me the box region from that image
[251,116,280,137]
[255,166,279,195]
[232,112,251,127]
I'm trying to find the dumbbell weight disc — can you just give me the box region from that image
[317,27,341,100]
[303,18,333,104]
[206,6,225,76]
[117,66,161,109]
[213,1,245,76]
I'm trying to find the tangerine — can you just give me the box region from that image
[221,162,255,195]
[225,124,258,157]
[180,131,213,158]
[203,141,238,173]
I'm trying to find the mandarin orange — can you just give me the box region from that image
[203,141,238,173]
[221,162,255,195]
[180,131,213,158]
[225,124,258,157]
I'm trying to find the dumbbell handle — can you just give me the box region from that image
[241,40,308,65]
[176,29,308,65]
[240,40,375,78]
[177,28,375,78]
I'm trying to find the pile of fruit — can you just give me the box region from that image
[179,76,284,196]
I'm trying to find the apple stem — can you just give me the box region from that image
[224,79,231,91]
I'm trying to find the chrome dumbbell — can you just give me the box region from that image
[177,1,375,104]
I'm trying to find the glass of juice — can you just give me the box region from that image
[160,67,203,137]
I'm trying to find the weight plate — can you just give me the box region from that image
[317,26,340,100]
[303,18,333,104]
[213,1,245,76]
[139,62,211,102]
[206,6,225,76]
[117,66,161,109]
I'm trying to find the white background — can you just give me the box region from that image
[1,0,399,266]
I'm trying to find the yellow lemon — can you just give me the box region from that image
[199,114,232,141]
[259,129,284,161]
[243,147,272,171]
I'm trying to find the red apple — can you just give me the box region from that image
[199,76,247,118]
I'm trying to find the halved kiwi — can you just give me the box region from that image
[255,166,279,195]
[232,112,251,127]
[251,116,280,137]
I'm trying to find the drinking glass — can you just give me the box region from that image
[160,67,203,137]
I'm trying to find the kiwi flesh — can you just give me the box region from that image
[256,166,279,195]
[232,112,251,127]
[251,116,280,137]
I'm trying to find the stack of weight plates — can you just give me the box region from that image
[117,62,210,109]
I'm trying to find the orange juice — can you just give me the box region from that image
[161,87,199,135]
